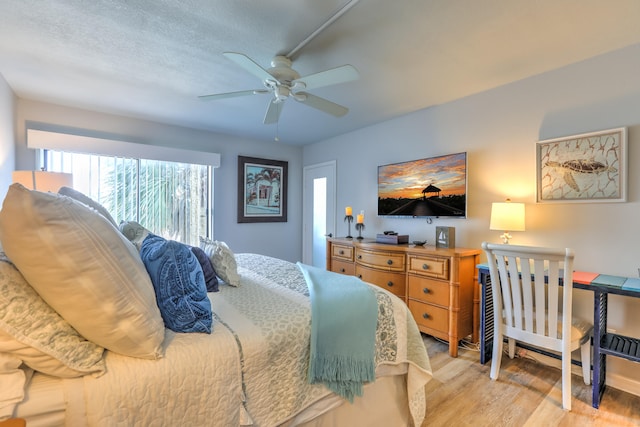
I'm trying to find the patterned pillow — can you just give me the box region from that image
[140,234,212,333]
[190,246,219,292]
[0,184,165,359]
[0,253,105,377]
[119,220,152,251]
[199,237,240,286]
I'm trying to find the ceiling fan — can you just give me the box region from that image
[199,52,359,124]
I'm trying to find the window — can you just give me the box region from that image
[27,129,221,247]
[43,150,211,246]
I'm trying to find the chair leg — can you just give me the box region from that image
[581,340,591,385]
[562,351,572,411]
[490,331,503,380]
[508,338,516,359]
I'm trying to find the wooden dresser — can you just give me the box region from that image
[327,237,480,357]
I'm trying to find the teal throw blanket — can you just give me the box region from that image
[297,262,378,402]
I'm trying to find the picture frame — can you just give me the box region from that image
[536,127,626,203]
[238,156,288,223]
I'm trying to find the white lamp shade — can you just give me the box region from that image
[490,202,525,232]
[12,171,73,192]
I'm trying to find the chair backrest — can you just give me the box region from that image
[481,242,575,352]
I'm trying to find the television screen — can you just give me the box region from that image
[378,152,467,218]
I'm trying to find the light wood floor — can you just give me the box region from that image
[420,335,640,426]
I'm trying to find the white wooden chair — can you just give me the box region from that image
[481,242,592,411]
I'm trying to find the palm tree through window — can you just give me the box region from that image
[42,149,211,246]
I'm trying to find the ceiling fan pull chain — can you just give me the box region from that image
[275,104,280,142]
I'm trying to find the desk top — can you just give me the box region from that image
[477,263,640,296]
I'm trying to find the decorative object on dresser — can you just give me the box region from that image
[375,233,409,245]
[355,210,365,240]
[344,206,354,239]
[435,226,455,248]
[327,237,480,357]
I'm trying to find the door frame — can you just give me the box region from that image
[302,160,336,266]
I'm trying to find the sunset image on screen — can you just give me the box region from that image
[378,152,466,217]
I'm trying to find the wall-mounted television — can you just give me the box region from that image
[378,152,467,218]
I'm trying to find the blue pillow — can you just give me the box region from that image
[140,234,212,333]
[190,246,219,292]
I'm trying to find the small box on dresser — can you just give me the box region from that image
[375,234,409,245]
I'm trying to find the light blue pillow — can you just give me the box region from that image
[140,234,212,334]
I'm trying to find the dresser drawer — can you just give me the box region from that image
[355,249,405,272]
[332,244,354,262]
[330,260,355,275]
[356,265,406,298]
[408,276,449,307]
[408,300,448,334]
[407,255,449,280]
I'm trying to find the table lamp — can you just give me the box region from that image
[12,170,73,192]
[489,199,525,244]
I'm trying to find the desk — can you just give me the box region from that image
[478,265,640,409]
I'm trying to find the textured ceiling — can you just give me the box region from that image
[1,0,640,145]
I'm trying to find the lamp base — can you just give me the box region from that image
[499,232,513,244]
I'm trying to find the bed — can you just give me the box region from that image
[0,183,432,426]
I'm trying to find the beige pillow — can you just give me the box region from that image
[58,186,118,228]
[0,184,165,359]
[199,237,240,286]
[0,352,27,421]
[0,253,105,377]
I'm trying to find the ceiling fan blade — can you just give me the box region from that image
[198,89,268,101]
[296,92,348,117]
[263,99,284,124]
[223,52,275,83]
[293,64,359,91]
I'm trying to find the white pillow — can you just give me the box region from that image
[0,184,165,359]
[199,237,240,286]
[0,253,105,377]
[119,220,151,251]
[58,186,118,228]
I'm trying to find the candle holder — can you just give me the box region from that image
[355,222,365,240]
[344,215,354,239]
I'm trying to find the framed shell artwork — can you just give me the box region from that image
[536,127,626,203]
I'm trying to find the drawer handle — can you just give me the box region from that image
[387,259,393,265]
[422,313,430,319]
[422,263,429,270]
[422,287,430,294]
[387,281,394,287]
[339,250,344,255]
[358,255,362,259]
[340,268,345,273]
[357,274,362,279]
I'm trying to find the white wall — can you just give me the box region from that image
[13,99,304,263]
[0,74,16,202]
[304,43,640,392]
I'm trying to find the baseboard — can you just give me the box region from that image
[606,372,640,397]
[514,345,640,397]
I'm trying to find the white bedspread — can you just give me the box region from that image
[65,254,431,426]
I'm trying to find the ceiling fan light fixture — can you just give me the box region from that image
[275,86,290,101]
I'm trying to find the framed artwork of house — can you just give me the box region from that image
[536,127,627,203]
[238,156,288,223]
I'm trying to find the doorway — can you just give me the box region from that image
[302,161,336,267]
